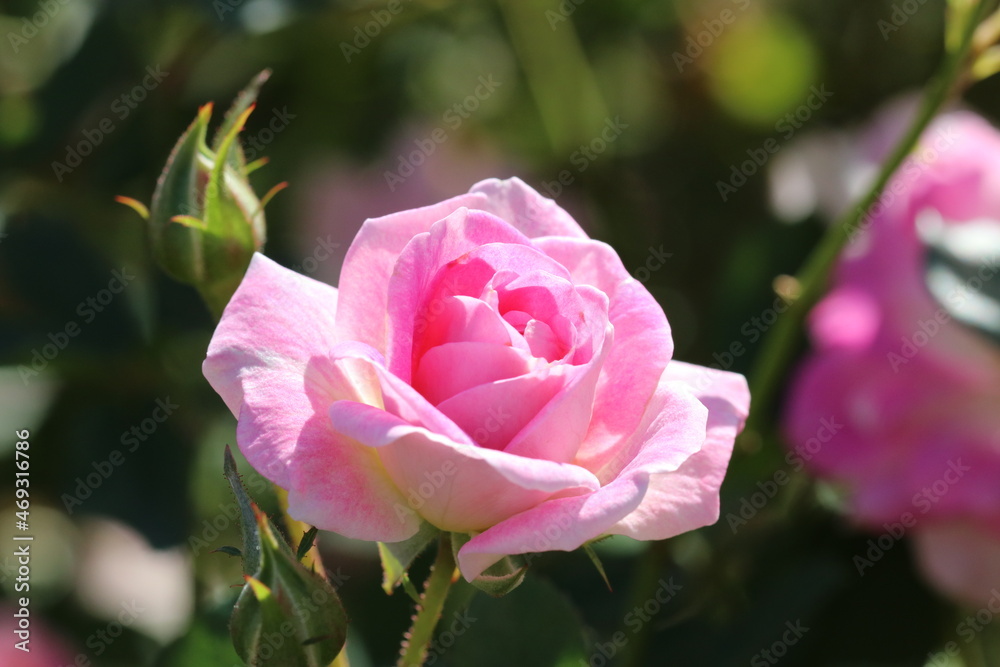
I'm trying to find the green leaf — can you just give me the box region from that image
[378,521,439,595]
[230,506,348,666]
[582,543,612,592]
[446,576,588,667]
[223,444,263,576]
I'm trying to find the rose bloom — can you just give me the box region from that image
[783,111,1000,605]
[204,177,749,580]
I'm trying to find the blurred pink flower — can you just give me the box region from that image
[0,604,75,667]
[204,177,749,581]
[783,109,1000,605]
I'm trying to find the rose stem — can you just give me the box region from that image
[397,534,458,667]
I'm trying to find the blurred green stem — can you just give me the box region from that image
[747,0,997,432]
[397,535,456,667]
[497,0,609,155]
[616,544,664,667]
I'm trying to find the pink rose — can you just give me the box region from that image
[783,111,1000,605]
[204,177,749,580]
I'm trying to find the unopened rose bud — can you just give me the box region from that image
[118,70,285,317]
[229,506,347,666]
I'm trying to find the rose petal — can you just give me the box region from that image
[457,475,649,581]
[328,401,600,532]
[203,252,340,419]
[608,361,749,540]
[413,341,532,406]
[470,177,588,239]
[385,208,533,382]
[807,287,881,351]
[418,295,512,352]
[330,341,474,446]
[503,323,613,464]
[912,520,1000,607]
[536,238,675,474]
[456,380,712,579]
[435,371,574,450]
[202,254,419,541]
[335,192,489,355]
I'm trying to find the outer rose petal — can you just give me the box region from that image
[456,380,712,580]
[607,361,750,540]
[534,237,674,474]
[328,401,600,532]
[204,253,340,420]
[457,475,650,581]
[203,254,420,542]
[912,521,1000,607]
[470,177,588,239]
[335,192,490,354]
